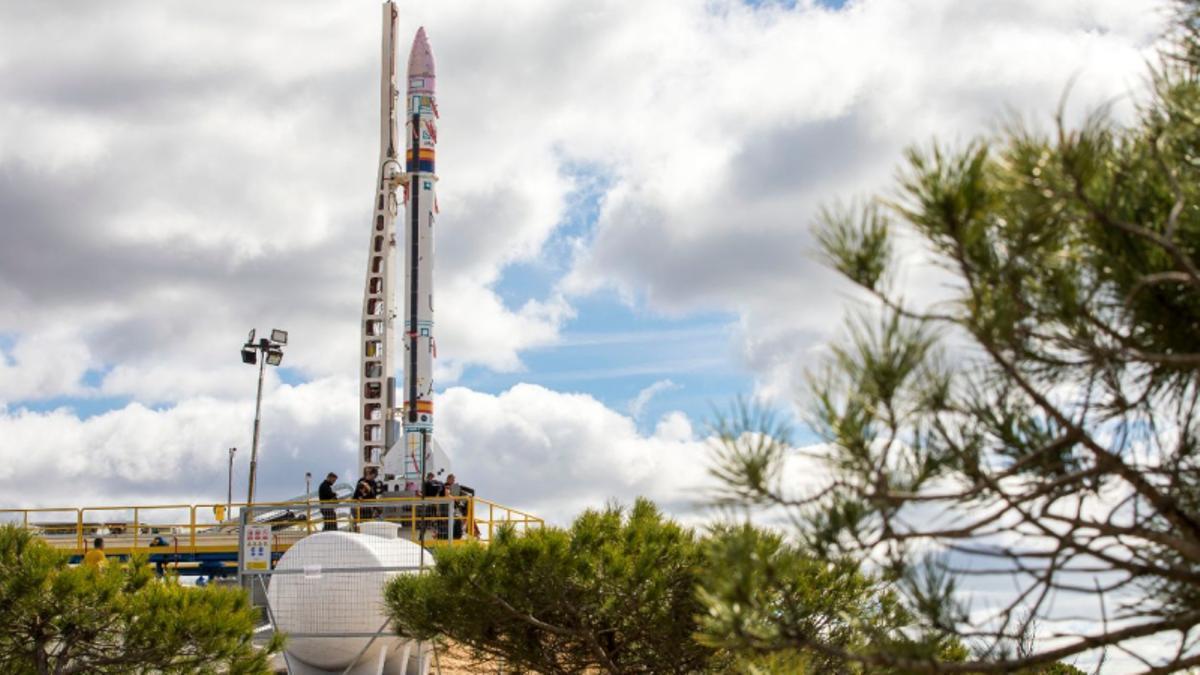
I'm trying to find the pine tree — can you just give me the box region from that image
[707,2,1200,670]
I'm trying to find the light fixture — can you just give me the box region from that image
[241,347,257,365]
[266,349,284,366]
[271,329,288,345]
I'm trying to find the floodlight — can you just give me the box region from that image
[247,329,256,344]
[266,349,284,366]
[271,329,288,345]
[241,347,257,365]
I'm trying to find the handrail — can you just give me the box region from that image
[0,495,544,558]
[0,495,546,515]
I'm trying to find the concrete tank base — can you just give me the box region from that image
[279,641,431,675]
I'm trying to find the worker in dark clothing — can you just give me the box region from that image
[421,472,443,497]
[319,472,339,531]
[420,472,444,538]
[354,467,380,529]
[442,474,464,540]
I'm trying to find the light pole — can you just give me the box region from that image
[226,447,237,519]
[240,328,287,507]
[305,472,313,526]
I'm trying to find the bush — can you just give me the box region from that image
[0,525,280,675]
[386,498,726,673]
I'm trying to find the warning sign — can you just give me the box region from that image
[244,524,273,571]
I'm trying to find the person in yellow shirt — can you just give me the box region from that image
[83,537,106,568]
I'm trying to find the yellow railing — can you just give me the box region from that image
[0,496,544,557]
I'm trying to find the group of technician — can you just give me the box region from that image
[316,468,472,538]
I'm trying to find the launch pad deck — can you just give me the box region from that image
[1,495,542,576]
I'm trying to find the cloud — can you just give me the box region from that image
[0,0,1175,520]
[0,329,94,401]
[559,0,1170,404]
[0,378,728,528]
[0,0,1172,414]
[0,377,360,508]
[0,1,582,404]
[436,383,719,520]
[628,379,681,420]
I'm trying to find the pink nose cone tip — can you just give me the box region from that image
[407,27,435,92]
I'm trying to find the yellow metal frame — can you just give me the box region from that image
[0,496,543,558]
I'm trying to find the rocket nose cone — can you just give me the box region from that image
[408,27,435,79]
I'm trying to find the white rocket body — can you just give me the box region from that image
[397,28,438,487]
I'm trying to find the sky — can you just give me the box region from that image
[0,0,1171,521]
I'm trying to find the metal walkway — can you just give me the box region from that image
[0,495,542,577]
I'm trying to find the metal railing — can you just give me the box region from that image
[0,495,543,557]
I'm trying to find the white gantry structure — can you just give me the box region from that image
[359,2,444,492]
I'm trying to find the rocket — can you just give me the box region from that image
[358,2,438,487]
[399,27,438,477]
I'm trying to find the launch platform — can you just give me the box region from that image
[0,494,542,577]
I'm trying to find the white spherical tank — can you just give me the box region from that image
[267,528,429,673]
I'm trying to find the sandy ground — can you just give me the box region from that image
[429,642,505,674]
[268,641,505,674]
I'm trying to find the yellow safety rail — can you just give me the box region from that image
[0,496,544,558]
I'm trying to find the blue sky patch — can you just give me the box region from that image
[12,394,133,419]
[495,161,611,306]
[455,290,752,432]
[742,0,848,9]
[276,367,308,387]
[0,333,16,367]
